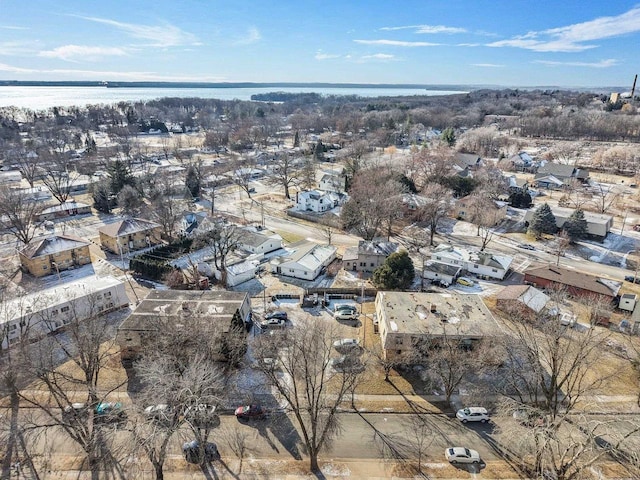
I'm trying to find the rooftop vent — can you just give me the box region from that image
[430,304,437,313]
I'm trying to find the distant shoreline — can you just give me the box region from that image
[0,80,470,90]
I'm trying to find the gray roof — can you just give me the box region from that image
[19,235,89,259]
[358,240,399,256]
[524,264,621,298]
[424,261,461,276]
[536,163,576,179]
[454,152,482,167]
[98,217,161,238]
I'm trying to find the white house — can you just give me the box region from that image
[226,258,261,287]
[295,190,345,213]
[270,241,337,280]
[0,275,128,350]
[237,227,283,255]
[319,173,346,193]
[431,244,513,281]
[422,262,461,285]
[0,170,22,184]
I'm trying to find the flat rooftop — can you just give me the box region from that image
[376,291,503,338]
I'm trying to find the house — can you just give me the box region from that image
[430,244,513,280]
[19,235,92,278]
[295,190,345,213]
[180,211,208,236]
[16,186,52,202]
[342,240,399,274]
[0,275,128,350]
[508,152,536,172]
[495,285,550,316]
[237,227,283,255]
[619,293,637,313]
[39,201,92,221]
[375,291,502,361]
[0,170,22,184]
[98,218,163,254]
[116,290,251,361]
[400,193,430,216]
[422,261,461,285]
[532,175,566,190]
[534,162,589,186]
[524,264,621,301]
[454,152,483,171]
[225,258,261,287]
[270,241,337,280]
[319,173,346,193]
[523,206,613,241]
[454,196,507,223]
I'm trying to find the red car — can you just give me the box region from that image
[234,404,266,420]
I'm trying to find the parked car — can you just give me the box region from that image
[335,310,359,321]
[260,317,286,330]
[265,310,288,321]
[334,304,357,313]
[445,447,481,464]
[62,403,89,422]
[518,243,536,251]
[330,355,365,373]
[333,338,361,352]
[456,277,474,287]
[234,404,266,420]
[182,440,220,464]
[144,404,173,423]
[625,275,640,284]
[63,402,125,425]
[456,407,489,423]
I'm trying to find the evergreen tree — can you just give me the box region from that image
[563,208,588,242]
[108,158,136,195]
[313,140,325,162]
[185,164,201,199]
[509,188,532,208]
[372,251,415,290]
[528,203,557,239]
[441,127,456,147]
[293,130,300,148]
[91,180,112,214]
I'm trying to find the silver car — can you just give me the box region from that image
[445,447,481,464]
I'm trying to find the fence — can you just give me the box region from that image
[286,209,342,228]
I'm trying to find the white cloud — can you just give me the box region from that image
[233,27,262,46]
[361,53,396,61]
[75,15,199,47]
[354,39,439,47]
[488,6,640,52]
[457,43,481,47]
[0,62,37,73]
[0,26,29,30]
[472,63,504,68]
[380,24,466,34]
[38,45,129,62]
[0,41,38,56]
[315,51,341,60]
[533,58,619,68]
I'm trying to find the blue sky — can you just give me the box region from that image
[0,0,639,87]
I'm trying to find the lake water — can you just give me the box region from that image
[0,86,466,109]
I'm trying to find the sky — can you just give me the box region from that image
[0,0,639,88]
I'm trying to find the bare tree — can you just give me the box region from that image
[299,156,317,190]
[219,424,251,474]
[267,152,300,199]
[7,145,41,187]
[591,182,620,214]
[151,195,182,240]
[20,295,128,480]
[0,186,44,245]
[414,183,454,246]
[193,223,240,284]
[402,226,431,290]
[253,317,363,472]
[40,151,80,204]
[232,156,257,199]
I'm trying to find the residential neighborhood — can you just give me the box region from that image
[0,85,640,480]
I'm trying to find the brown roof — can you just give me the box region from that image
[494,285,529,300]
[19,235,90,259]
[524,264,621,297]
[98,218,161,238]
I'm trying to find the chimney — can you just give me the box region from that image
[430,304,437,313]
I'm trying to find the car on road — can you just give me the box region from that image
[333,338,361,352]
[144,404,173,422]
[184,403,218,427]
[445,447,481,464]
[625,275,640,284]
[456,277,474,287]
[64,402,126,425]
[456,407,489,423]
[234,404,266,420]
[517,243,536,251]
[182,440,220,464]
[330,355,365,373]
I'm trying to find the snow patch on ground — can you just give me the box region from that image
[321,463,351,476]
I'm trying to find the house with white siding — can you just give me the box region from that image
[270,241,337,280]
[237,227,283,255]
[295,190,345,213]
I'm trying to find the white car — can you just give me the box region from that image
[335,310,358,320]
[445,447,481,464]
[456,407,489,423]
[333,338,360,351]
